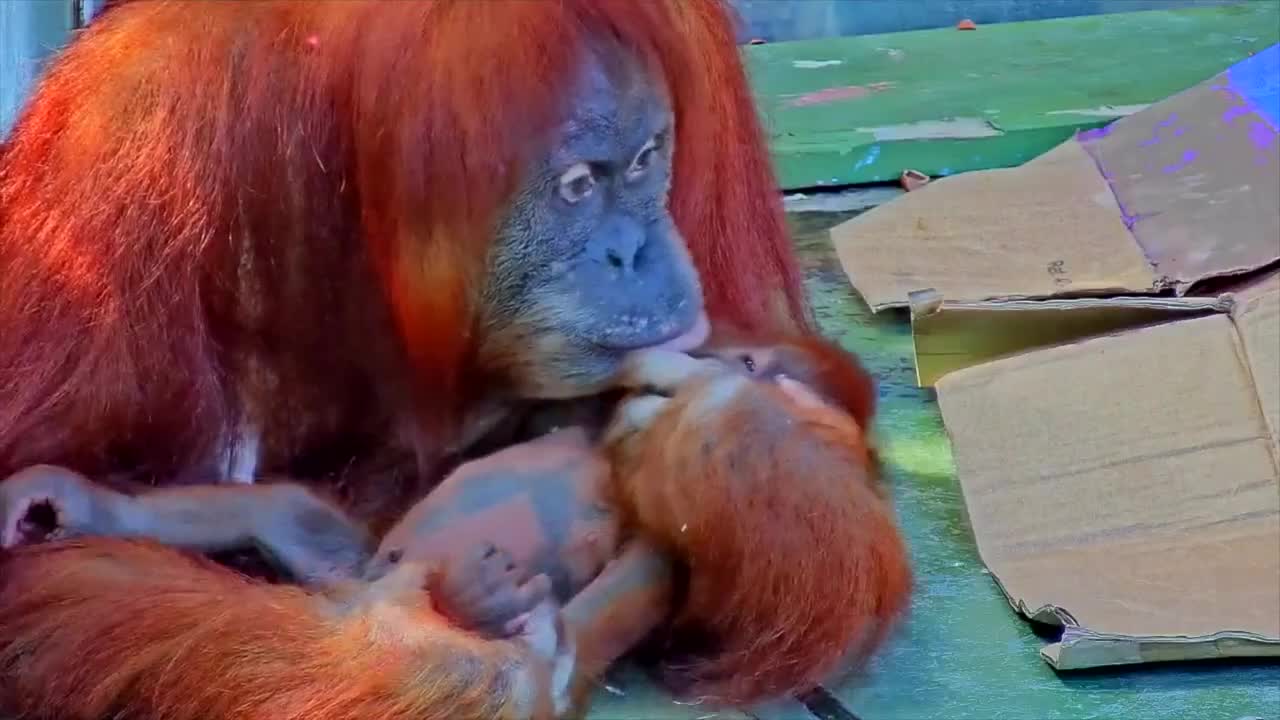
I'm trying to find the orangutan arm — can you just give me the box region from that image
[1,465,373,585]
[128,482,374,585]
[562,538,674,679]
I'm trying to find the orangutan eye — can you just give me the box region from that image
[625,133,664,181]
[558,163,596,204]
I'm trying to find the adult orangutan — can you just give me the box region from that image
[0,0,880,717]
[0,330,907,718]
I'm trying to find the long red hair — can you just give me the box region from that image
[0,0,807,477]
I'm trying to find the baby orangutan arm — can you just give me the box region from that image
[561,539,674,680]
[0,464,372,586]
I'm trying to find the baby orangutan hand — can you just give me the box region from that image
[428,542,555,640]
[0,465,109,549]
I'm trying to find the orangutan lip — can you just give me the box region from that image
[592,310,709,353]
[647,310,709,352]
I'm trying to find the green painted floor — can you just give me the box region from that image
[583,207,1280,720]
[748,3,1280,189]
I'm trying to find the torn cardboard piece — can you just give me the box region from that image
[832,141,1158,311]
[832,43,1280,312]
[936,273,1280,671]
[907,290,1231,388]
[828,46,1280,672]
[1078,44,1280,293]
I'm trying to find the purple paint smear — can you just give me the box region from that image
[1162,149,1198,174]
[1076,125,1111,142]
[1075,46,1280,243]
[1222,104,1251,123]
[1076,134,1146,233]
[1248,120,1278,151]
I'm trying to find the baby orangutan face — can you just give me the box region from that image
[687,335,878,431]
[690,345,799,381]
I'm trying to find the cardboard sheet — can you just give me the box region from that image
[833,44,1280,311]
[830,47,1280,672]
[935,279,1280,670]
[831,142,1157,311]
[1078,44,1280,292]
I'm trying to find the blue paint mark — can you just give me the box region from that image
[1157,112,1179,127]
[1120,209,1152,231]
[1162,148,1198,174]
[938,167,953,176]
[1077,124,1112,142]
[1227,43,1280,130]
[1222,104,1251,123]
[853,144,881,171]
[1248,120,1277,152]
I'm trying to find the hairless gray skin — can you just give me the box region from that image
[478,38,709,401]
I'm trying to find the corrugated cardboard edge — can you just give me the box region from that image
[905,289,1233,387]
[987,575,1280,670]
[1043,626,1280,671]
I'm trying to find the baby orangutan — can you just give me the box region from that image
[605,331,910,702]
[0,332,910,714]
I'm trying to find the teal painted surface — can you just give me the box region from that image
[747,3,1280,189]
[791,209,1280,720]
[730,0,1242,43]
[0,0,76,137]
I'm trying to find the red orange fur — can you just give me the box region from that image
[0,334,908,717]
[0,539,567,720]
[0,0,807,484]
[0,0,885,716]
[611,336,911,703]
